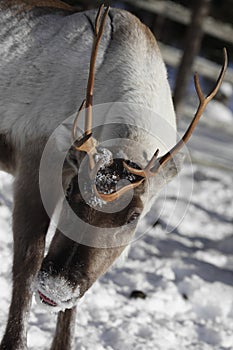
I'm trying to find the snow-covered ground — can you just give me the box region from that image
[0,104,233,349]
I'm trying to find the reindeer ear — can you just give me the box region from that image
[161,152,185,182]
[55,123,73,153]
[55,123,81,171]
[147,153,185,197]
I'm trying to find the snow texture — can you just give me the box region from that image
[0,103,233,349]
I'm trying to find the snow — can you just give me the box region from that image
[0,103,233,349]
[205,101,233,125]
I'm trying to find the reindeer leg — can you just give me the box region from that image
[0,133,15,173]
[0,157,50,350]
[51,307,77,350]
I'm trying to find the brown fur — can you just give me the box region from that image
[0,151,50,349]
[51,307,77,350]
[0,134,16,174]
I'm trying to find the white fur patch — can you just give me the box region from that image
[34,275,80,313]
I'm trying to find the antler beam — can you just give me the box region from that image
[124,48,228,179]
[72,4,109,171]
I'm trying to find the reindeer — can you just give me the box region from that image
[0,1,227,349]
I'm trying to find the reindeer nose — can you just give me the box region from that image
[36,269,81,312]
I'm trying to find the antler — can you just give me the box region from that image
[123,48,228,179]
[72,4,109,170]
[98,48,228,202]
[71,6,227,203]
[93,178,145,202]
[94,151,159,202]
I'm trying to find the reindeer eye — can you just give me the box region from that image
[126,211,141,224]
[65,182,73,199]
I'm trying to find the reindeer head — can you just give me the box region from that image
[36,5,227,311]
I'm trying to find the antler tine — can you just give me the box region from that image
[71,99,96,170]
[85,4,110,136]
[194,48,228,107]
[205,47,228,102]
[95,3,105,36]
[95,4,104,36]
[72,99,86,143]
[94,178,144,202]
[123,149,160,178]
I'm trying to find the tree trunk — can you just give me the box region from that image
[173,0,211,118]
